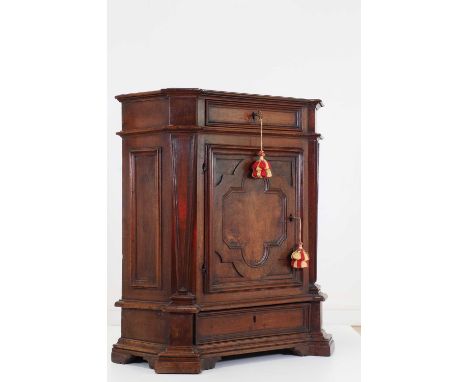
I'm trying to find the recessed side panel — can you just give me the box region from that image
[130,148,162,289]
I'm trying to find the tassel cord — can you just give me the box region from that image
[290,215,303,245]
[260,115,263,152]
[298,216,302,245]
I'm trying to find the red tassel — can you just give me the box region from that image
[291,243,309,268]
[251,150,272,179]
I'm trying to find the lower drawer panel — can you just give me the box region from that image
[196,303,310,344]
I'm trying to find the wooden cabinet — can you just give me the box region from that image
[111,88,334,374]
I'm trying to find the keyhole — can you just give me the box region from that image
[253,315,256,323]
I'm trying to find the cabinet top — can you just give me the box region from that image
[116,88,323,134]
[115,88,322,106]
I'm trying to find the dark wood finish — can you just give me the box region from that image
[112,88,333,374]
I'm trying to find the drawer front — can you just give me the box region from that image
[196,304,310,344]
[205,100,303,130]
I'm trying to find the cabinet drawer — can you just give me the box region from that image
[205,100,303,130]
[196,304,310,344]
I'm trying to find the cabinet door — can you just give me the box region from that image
[204,143,304,294]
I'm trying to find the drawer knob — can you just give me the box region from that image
[251,111,263,121]
[253,315,257,323]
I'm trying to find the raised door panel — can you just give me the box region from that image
[205,144,303,294]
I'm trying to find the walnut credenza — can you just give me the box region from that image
[111,88,334,374]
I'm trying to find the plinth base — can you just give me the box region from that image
[112,330,334,374]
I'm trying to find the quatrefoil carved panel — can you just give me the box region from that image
[220,178,286,279]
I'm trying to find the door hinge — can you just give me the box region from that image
[202,162,207,173]
[201,263,207,274]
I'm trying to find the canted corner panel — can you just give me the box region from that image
[204,145,303,294]
[129,148,162,289]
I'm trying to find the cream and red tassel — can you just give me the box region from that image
[289,215,310,269]
[291,242,309,268]
[251,111,272,179]
[251,150,272,178]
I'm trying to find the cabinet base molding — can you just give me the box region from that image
[112,331,334,374]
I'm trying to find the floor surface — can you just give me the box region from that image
[108,325,360,381]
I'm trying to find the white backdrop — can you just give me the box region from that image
[108,0,360,325]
